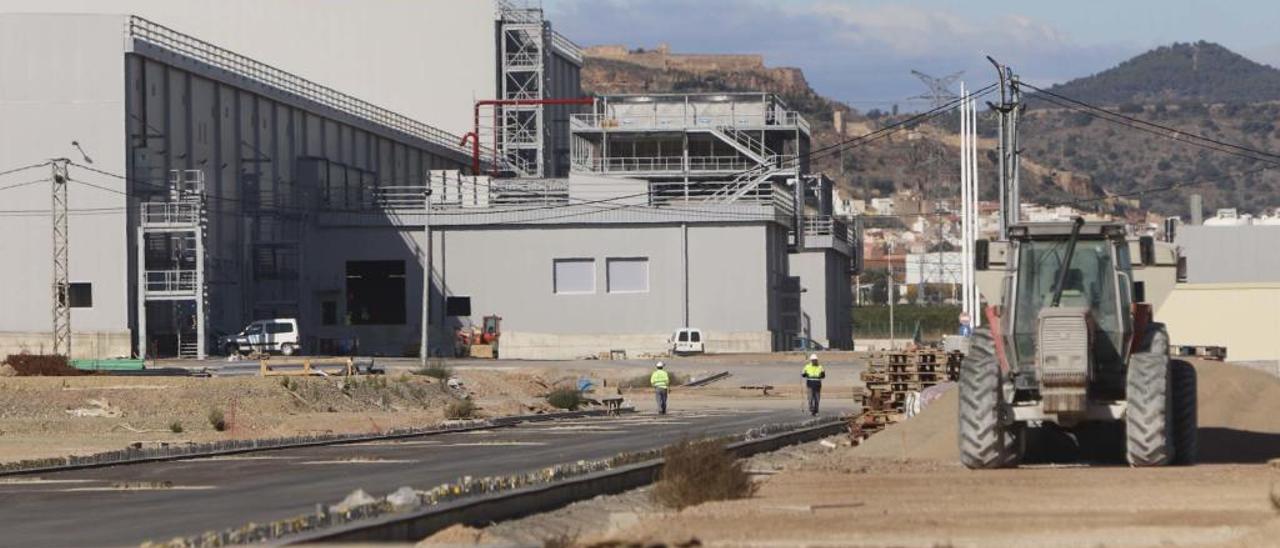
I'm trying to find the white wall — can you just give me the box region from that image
[0,14,130,357]
[0,0,497,137]
[1160,283,1280,363]
[435,223,775,359]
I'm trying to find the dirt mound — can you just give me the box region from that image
[416,523,487,545]
[852,361,1280,463]
[853,386,960,461]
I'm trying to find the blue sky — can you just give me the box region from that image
[543,0,1280,110]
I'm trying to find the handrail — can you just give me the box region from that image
[125,16,473,159]
[144,270,198,293]
[571,111,809,132]
[140,202,200,225]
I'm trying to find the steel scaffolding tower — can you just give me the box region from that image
[498,2,547,178]
[136,169,207,359]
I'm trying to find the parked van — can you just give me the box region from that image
[670,327,704,355]
[220,318,300,356]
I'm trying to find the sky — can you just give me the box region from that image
[543,0,1280,111]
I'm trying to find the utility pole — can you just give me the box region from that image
[420,187,433,366]
[987,57,1023,238]
[51,159,71,358]
[887,242,896,349]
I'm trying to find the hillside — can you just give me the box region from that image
[580,43,1280,218]
[1046,41,1280,105]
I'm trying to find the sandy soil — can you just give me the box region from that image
[471,360,1280,547]
[0,368,568,463]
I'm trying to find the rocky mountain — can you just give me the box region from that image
[1045,41,1280,105]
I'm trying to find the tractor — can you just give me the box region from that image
[961,217,1197,468]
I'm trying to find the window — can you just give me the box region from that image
[678,330,689,342]
[606,258,648,293]
[690,330,701,343]
[321,301,337,326]
[446,296,472,317]
[268,322,294,334]
[553,258,595,294]
[68,283,92,308]
[346,260,406,324]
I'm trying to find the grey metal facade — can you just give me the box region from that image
[1175,225,1280,284]
[0,14,475,358]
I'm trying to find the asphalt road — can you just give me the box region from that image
[0,408,822,547]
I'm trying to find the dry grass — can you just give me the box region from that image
[207,408,227,431]
[652,438,757,510]
[546,387,585,411]
[444,399,477,420]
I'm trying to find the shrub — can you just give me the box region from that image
[652,438,757,509]
[414,360,453,380]
[169,420,184,433]
[208,408,227,432]
[444,399,476,420]
[5,354,85,376]
[546,387,585,410]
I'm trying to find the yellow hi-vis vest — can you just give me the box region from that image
[802,363,824,381]
[650,369,670,389]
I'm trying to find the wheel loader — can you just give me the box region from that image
[960,217,1197,468]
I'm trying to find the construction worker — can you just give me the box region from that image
[650,361,670,415]
[802,353,825,416]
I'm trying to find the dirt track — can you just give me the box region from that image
[493,360,1280,547]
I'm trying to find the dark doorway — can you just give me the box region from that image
[345,260,406,325]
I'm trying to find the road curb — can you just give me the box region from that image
[0,407,633,478]
[274,418,847,545]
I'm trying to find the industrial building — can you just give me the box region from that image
[1158,223,1280,364]
[0,3,855,360]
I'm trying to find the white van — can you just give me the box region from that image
[670,327,704,355]
[220,318,300,356]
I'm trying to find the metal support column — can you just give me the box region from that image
[51,159,71,357]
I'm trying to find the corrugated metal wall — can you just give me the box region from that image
[124,54,468,341]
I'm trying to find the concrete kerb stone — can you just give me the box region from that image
[153,416,847,547]
[0,407,635,478]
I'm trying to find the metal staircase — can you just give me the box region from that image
[709,126,776,165]
[137,169,208,360]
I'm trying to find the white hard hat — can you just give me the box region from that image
[656,361,665,369]
[808,353,819,361]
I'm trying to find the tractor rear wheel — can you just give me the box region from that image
[959,328,1021,469]
[1170,359,1198,465]
[1126,324,1173,466]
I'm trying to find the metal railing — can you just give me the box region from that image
[145,270,198,294]
[141,202,200,225]
[649,180,794,214]
[801,216,852,242]
[550,31,584,64]
[570,111,809,132]
[126,16,473,159]
[572,155,791,175]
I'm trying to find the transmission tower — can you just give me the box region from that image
[51,159,71,357]
[910,70,963,108]
[910,70,962,303]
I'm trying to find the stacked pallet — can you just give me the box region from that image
[856,349,962,433]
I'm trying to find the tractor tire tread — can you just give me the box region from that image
[1126,326,1172,467]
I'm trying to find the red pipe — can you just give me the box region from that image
[471,97,596,177]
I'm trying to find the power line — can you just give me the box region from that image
[0,177,51,193]
[1024,83,1280,166]
[0,160,53,179]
